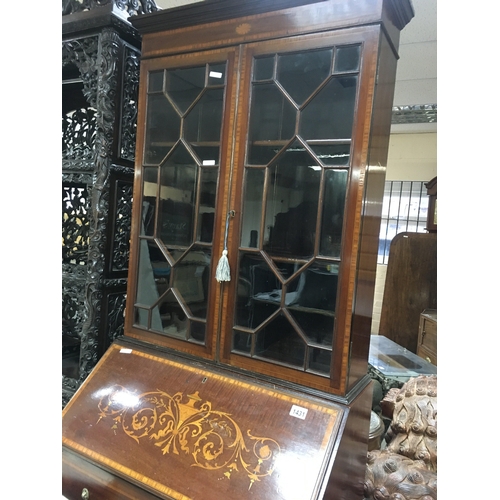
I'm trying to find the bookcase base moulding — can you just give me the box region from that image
[62,0,414,498]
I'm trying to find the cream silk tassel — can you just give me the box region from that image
[215,211,233,282]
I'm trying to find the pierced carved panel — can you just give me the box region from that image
[63,183,90,266]
[112,180,133,271]
[63,107,97,161]
[62,0,159,16]
[62,280,87,338]
[62,36,99,107]
[120,45,140,162]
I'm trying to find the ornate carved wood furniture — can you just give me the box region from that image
[62,0,414,498]
[364,375,437,500]
[62,0,159,406]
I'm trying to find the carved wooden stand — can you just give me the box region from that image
[62,0,159,407]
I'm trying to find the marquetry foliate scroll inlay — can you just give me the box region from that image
[96,385,281,489]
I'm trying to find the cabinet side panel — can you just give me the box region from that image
[347,30,398,391]
[322,379,372,499]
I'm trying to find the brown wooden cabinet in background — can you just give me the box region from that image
[417,309,437,365]
[62,1,414,498]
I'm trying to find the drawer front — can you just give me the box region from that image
[417,344,437,366]
[63,448,160,500]
[421,318,437,353]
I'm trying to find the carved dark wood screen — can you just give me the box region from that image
[62,2,157,406]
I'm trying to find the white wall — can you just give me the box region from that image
[371,131,437,334]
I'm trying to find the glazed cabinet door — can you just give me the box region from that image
[219,28,381,395]
[127,26,382,395]
[126,47,240,359]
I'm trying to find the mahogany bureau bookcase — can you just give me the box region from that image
[62,1,414,498]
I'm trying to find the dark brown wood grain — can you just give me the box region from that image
[63,341,346,500]
[379,233,437,352]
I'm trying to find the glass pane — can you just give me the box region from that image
[236,254,280,330]
[190,320,206,343]
[255,315,305,368]
[277,48,332,105]
[263,143,321,259]
[197,168,218,243]
[165,66,205,114]
[208,63,226,85]
[320,169,348,257]
[141,167,158,237]
[159,144,197,247]
[240,168,265,248]
[254,56,275,81]
[144,93,180,164]
[148,70,164,92]
[185,88,225,143]
[135,239,170,330]
[308,347,332,374]
[308,143,351,166]
[247,144,281,165]
[232,330,252,354]
[289,308,334,346]
[300,76,357,140]
[291,263,338,312]
[248,83,296,142]
[334,45,361,73]
[172,248,211,319]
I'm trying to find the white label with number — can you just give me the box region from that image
[289,405,308,420]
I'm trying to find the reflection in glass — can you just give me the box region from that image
[208,63,226,86]
[300,76,357,140]
[320,169,348,257]
[240,168,264,248]
[236,254,280,329]
[135,239,170,330]
[165,66,205,114]
[255,315,305,368]
[308,143,351,166]
[197,168,218,243]
[291,264,338,312]
[144,94,180,164]
[248,84,296,142]
[148,70,164,92]
[308,347,332,374]
[277,48,332,106]
[185,88,225,143]
[159,144,197,247]
[264,143,320,259]
[290,309,334,345]
[334,45,361,73]
[254,55,274,81]
[141,167,158,237]
[190,321,206,343]
[232,330,252,354]
[171,247,211,319]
